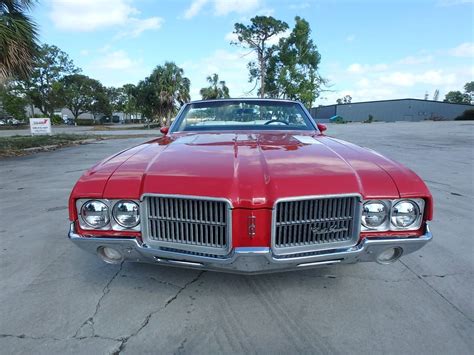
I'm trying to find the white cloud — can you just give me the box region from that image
[356,78,370,88]
[85,49,151,87]
[317,49,472,105]
[397,55,433,65]
[289,3,310,10]
[267,29,291,45]
[183,0,261,18]
[319,86,398,105]
[379,70,457,87]
[254,7,275,16]
[93,50,139,70]
[347,63,363,74]
[225,31,238,42]
[181,49,257,99]
[347,63,388,74]
[50,0,135,30]
[117,17,163,38]
[225,28,290,46]
[448,42,474,57]
[184,0,209,19]
[437,0,474,6]
[214,0,260,15]
[379,72,416,86]
[49,0,162,37]
[416,70,458,85]
[346,34,356,42]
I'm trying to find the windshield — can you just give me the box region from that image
[173,100,315,132]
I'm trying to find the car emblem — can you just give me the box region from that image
[248,215,256,238]
[311,224,348,235]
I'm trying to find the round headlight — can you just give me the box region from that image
[391,200,420,228]
[362,201,388,229]
[112,201,140,228]
[81,200,110,228]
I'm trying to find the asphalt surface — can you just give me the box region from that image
[0,121,473,354]
[0,124,157,137]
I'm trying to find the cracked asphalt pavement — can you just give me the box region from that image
[0,121,473,354]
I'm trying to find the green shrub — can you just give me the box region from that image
[75,118,96,126]
[330,115,346,124]
[363,114,374,123]
[51,114,63,125]
[455,109,474,121]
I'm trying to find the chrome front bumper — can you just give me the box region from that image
[68,223,432,274]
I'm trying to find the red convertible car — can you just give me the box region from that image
[68,99,433,274]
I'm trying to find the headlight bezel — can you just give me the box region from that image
[76,198,141,231]
[80,200,110,229]
[112,200,140,228]
[362,200,390,231]
[361,198,425,232]
[390,199,424,231]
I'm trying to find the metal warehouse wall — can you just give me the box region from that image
[311,105,336,119]
[335,100,472,122]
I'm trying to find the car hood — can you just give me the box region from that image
[72,131,431,209]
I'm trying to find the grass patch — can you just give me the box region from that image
[91,124,160,131]
[0,134,96,157]
[0,124,29,130]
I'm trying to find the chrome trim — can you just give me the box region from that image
[390,198,425,231]
[140,193,233,256]
[68,222,432,275]
[154,258,204,268]
[112,200,140,228]
[296,260,342,268]
[361,200,390,231]
[169,99,318,133]
[76,199,141,232]
[168,104,187,132]
[271,193,363,256]
[361,198,425,232]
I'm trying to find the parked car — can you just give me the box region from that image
[0,117,21,125]
[68,99,433,274]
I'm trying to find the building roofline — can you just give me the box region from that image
[312,98,474,108]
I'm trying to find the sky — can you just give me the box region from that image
[31,0,474,106]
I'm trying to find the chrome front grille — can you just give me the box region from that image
[142,195,231,255]
[272,195,361,255]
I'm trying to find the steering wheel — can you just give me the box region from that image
[264,119,289,125]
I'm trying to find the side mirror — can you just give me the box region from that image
[317,123,327,133]
[160,126,169,135]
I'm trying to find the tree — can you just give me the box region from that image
[199,73,230,99]
[336,95,352,104]
[57,74,107,120]
[464,81,474,103]
[90,85,111,122]
[0,81,27,119]
[136,62,190,126]
[444,90,470,104]
[134,77,158,122]
[155,62,190,126]
[0,0,39,82]
[122,83,139,121]
[232,16,288,97]
[16,44,80,118]
[264,17,324,107]
[107,86,127,113]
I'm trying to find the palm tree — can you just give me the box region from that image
[200,73,230,100]
[150,62,190,126]
[134,63,191,126]
[0,0,39,82]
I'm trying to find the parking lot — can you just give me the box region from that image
[0,121,472,354]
